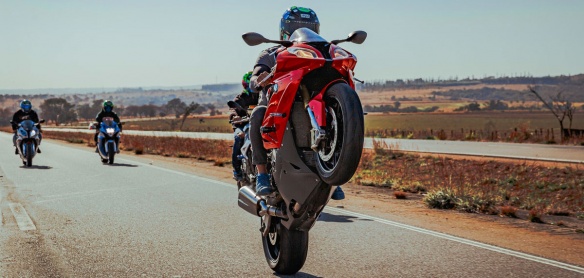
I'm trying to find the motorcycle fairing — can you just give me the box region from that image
[97,119,120,158]
[15,120,40,160]
[261,42,358,149]
[262,69,305,149]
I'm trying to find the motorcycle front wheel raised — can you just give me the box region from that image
[316,82,364,185]
[262,221,309,275]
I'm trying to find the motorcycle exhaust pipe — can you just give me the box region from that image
[237,186,289,220]
[238,185,261,216]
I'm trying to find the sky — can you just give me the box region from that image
[1,0,583,90]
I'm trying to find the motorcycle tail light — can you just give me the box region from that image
[288,47,318,59]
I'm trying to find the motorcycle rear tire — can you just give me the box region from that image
[108,142,115,165]
[316,83,364,185]
[262,222,309,275]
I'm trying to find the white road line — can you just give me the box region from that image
[325,206,584,274]
[8,203,36,231]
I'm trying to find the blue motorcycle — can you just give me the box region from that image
[11,119,44,167]
[95,117,122,164]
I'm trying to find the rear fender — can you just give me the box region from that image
[310,79,348,127]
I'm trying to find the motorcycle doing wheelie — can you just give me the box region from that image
[95,117,122,165]
[237,28,366,274]
[11,119,45,167]
[228,101,256,190]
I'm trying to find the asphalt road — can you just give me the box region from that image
[1,133,583,277]
[46,128,584,163]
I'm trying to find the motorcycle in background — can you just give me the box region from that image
[11,119,45,167]
[238,28,367,274]
[95,117,122,165]
[228,101,256,190]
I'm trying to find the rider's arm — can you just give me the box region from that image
[249,64,271,93]
[11,111,21,130]
[31,111,41,130]
[113,113,121,124]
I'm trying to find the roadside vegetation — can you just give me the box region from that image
[352,140,584,224]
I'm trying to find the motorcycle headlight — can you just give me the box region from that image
[30,130,36,137]
[332,48,350,59]
[106,128,115,136]
[287,47,318,59]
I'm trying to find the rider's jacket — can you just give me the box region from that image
[12,110,40,131]
[249,45,281,105]
[95,111,121,127]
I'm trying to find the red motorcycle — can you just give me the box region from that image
[238,28,366,274]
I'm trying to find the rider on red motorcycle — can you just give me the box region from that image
[249,6,345,200]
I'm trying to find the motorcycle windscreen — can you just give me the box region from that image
[19,120,36,131]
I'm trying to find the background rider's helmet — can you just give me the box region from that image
[20,99,32,112]
[280,6,320,40]
[102,100,114,113]
[241,71,252,94]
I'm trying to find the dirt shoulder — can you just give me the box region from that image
[47,139,584,267]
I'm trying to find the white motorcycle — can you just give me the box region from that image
[11,119,44,167]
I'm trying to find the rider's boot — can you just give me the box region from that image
[255,173,273,196]
[233,169,243,181]
[14,147,18,155]
[37,148,41,153]
[331,186,345,200]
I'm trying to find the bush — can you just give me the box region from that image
[528,209,544,223]
[424,188,457,209]
[393,191,407,199]
[500,206,517,218]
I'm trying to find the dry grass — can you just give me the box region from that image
[353,140,584,218]
[41,131,231,166]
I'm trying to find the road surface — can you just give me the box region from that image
[1,132,583,277]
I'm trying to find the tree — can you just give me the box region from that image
[76,104,95,120]
[39,98,77,125]
[165,98,187,118]
[179,102,200,130]
[528,86,576,142]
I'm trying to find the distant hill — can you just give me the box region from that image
[362,74,584,91]
[362,74,584,102]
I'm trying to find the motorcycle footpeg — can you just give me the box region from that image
[260,126,276,134]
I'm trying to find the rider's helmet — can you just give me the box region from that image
[102,100,114,113]
[241,71,252,94]
[280,6,320,40]
[20,99,32,113]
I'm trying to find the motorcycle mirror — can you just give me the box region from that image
[39,119,45,123]
[331,30,367,45]
[242,32,294,47]
[242,32,269,46]
[347,30,367,44]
